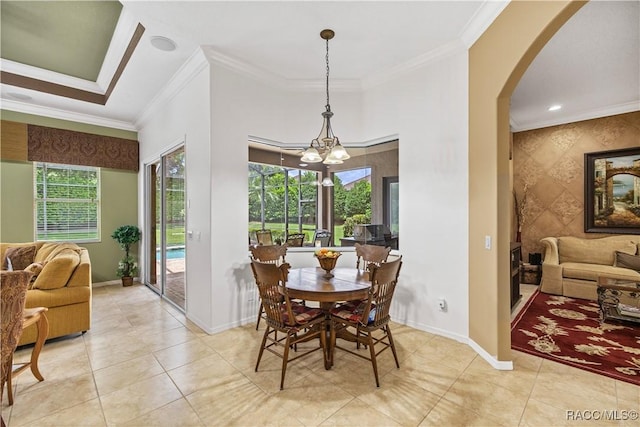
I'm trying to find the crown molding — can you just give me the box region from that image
[135,48,209,129]
[1,99,137,131]
[362,39,466,90]
[358,0,508,89]
[202,46,287,88]
[511,101,640,132]
[203,47,362,92]
[459,0,510,48]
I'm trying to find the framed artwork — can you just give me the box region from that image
[584,147,640,234]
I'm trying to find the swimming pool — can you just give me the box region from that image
[157,247,185,259]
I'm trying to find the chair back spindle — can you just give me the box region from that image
[354,243,391,270]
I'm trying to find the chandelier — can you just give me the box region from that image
[300,29,350,165]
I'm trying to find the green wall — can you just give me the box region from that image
[0,110,139,283]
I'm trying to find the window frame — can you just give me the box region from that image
[248,162,320,243]
[33,162,101,243]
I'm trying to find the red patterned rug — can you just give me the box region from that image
[511,290,640,385]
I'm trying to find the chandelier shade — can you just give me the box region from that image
[300,29,350,165]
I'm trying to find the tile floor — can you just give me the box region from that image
[2,283,639,426]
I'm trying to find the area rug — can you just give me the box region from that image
[511,290,640,385]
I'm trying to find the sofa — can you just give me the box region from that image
[1,241,91,345]
[540,235,640,301]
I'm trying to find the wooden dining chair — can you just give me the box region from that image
[329,256,402,387]
[250,244,288,329]
[354,243,391,271]
[285,233,305,247]
[312,229,332,247]
[1,271,32,407]
[255,230,273,246]
[251,260,326,389]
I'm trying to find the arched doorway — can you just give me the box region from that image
[468,1,587,364]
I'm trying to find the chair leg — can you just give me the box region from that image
[6,355,14,405]
[386,325,400,368]
[30,312,48,381]
[281,334,292,390]
[255,326,270,372]
[256,302,264,330]
[367,333,380,387]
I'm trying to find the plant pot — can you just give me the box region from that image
[121,276,134,287]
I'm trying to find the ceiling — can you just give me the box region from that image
[1,1,638,134]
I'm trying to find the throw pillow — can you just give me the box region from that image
[24,261,44,277]
[2,245,37,270]
[615,251,640,272]
[31,251,80,290]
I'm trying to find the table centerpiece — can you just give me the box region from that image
[314,248,341,278]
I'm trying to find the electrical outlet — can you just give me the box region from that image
[437,298,447,312]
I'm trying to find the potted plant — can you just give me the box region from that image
[111,225,141,287]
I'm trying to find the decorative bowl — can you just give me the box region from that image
[315,249,341,278]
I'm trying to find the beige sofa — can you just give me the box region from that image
[540,235,640,301]
[1,241,91,345]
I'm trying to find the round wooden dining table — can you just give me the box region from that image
[286,267,371,369]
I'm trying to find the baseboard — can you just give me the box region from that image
[92,277,142,288]
[468,338,514,370]
[92,280,121,288]
[403,319,469,345]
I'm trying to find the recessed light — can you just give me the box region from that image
[7,92,32,101]
[299,163,308,167]
[150,36,177,52]
[548,104,562,111]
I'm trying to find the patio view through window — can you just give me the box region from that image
[332,168,372,242]
[34,162,100,242]
[249,163,319,244]
[248,140,398,248]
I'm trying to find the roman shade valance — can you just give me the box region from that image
[27,124,139,172]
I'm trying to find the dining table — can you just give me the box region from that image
[286,267,371,369]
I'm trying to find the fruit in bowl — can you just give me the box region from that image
[315,248,340,258]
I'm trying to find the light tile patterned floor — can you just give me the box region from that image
[2,283,639,426]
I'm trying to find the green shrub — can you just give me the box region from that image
[343,213,371,237]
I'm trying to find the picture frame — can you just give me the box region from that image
[584,147,640,234]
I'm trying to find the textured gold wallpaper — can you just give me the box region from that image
[512,111,640,259]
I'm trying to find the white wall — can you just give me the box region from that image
[361,50,470,340]
[137,47,469,341]
[137,51,214,332]
[205,63,364,332]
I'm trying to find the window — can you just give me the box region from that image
[248,163,318,244]
[34,162,100,242]
[333,167,372,242]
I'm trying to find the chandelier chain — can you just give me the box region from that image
[325,38,330,109]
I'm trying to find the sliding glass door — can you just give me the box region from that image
[145,146,186,310]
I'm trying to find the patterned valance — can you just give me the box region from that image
[27,124,139,172]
